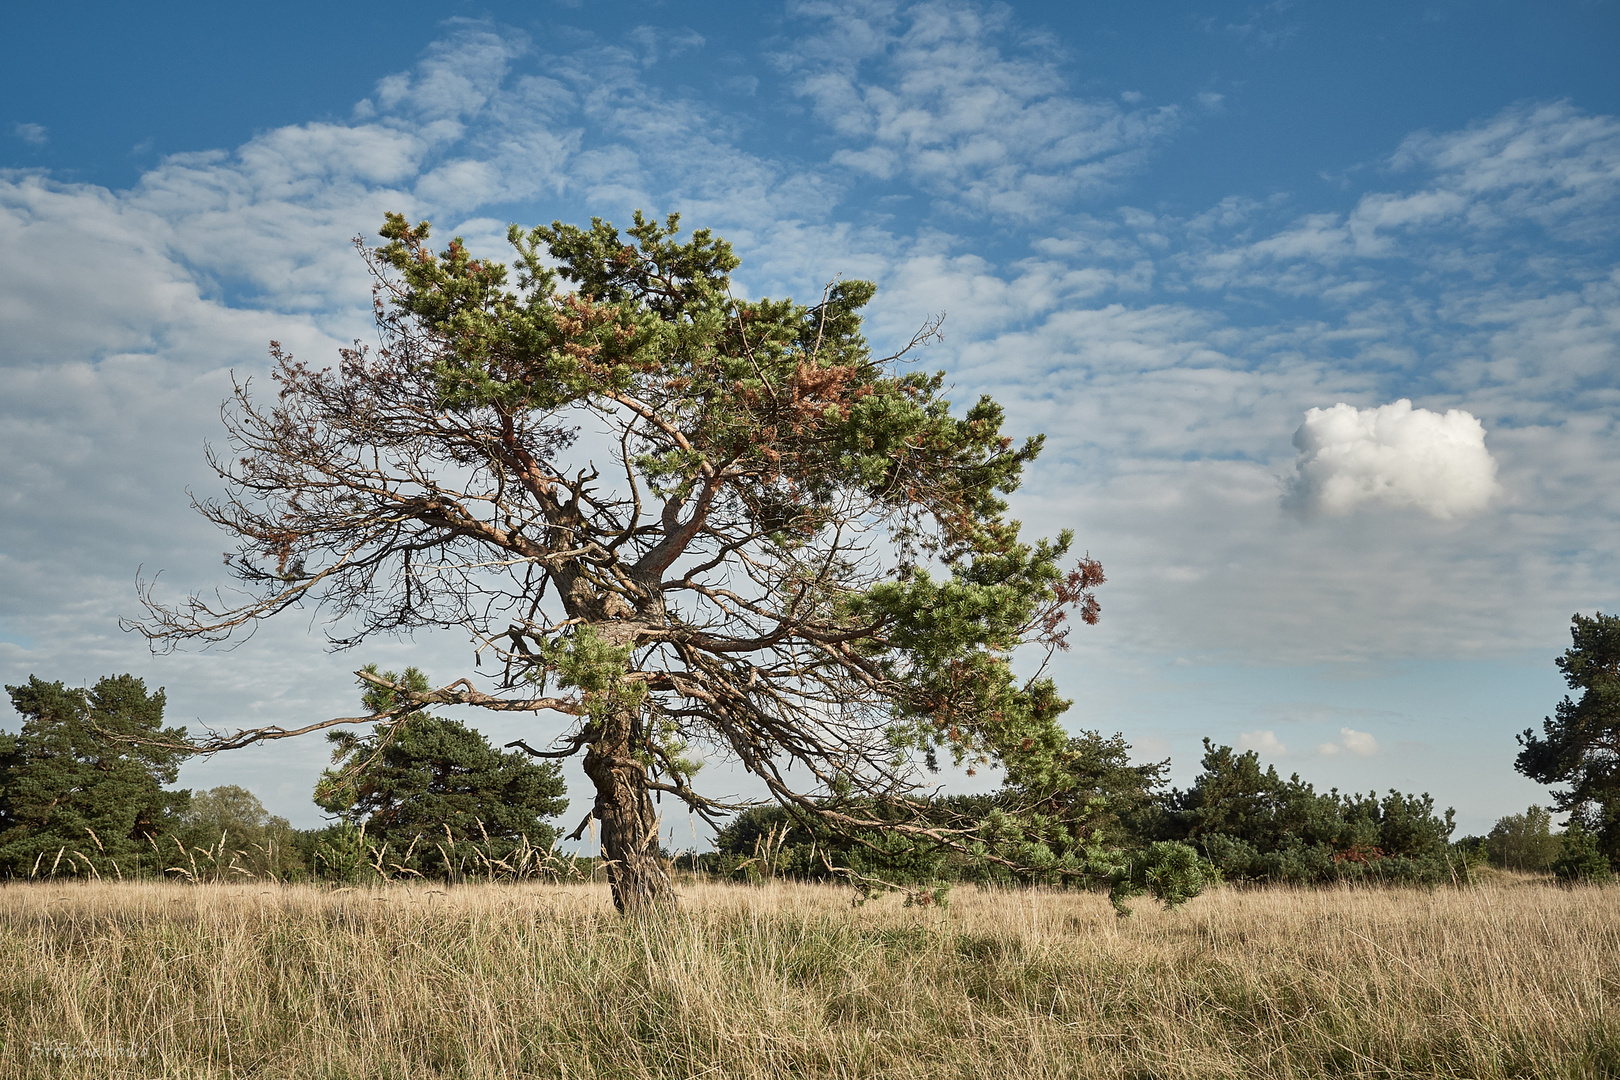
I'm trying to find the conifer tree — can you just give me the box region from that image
[130,212,1103,911]
[314,667,568,876]
[1,675,189,876]
[1517,612,1620,869]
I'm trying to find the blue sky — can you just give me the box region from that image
[3,0,1618,836]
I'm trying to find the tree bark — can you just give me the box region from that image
[582,712,674,914]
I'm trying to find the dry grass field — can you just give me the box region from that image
[1,874,1616,1079]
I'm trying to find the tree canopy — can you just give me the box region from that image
[1,674,190,877]
[1516,611,1620,869]
[131,211,1103,910]
[181,783,290,839]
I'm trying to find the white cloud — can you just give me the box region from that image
[782,0,1180,218]
[1317,728,1380,757]
[11,122,47,146]
[1390,101,1620,239]
[625,25,706,67]
[1218,5,1302,51]
[1283,400,1499,520]
[1238,730,1287,757]
[371,24,528,123]
[1177,101,1620,301]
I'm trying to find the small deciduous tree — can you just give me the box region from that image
[1483,805,1561,873]
[130,212,1103,912]
[174,784,303,879]
[314,666,568,877]
[1,675,189,877]
[1516,612,1620,871]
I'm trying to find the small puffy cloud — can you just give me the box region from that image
[1341,728,1379,755]
[1317,727,1380,757]
[1238,730,1287,757]
[1284,399,1499,519]
[11,122,47,145]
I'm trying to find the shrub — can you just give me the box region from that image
[1551,823,1614,884]
[1141,841,1207,907]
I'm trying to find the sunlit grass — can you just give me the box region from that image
[2,874,1616,1078]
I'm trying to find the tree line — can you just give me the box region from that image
[0,670,567,883]
[700,609,1620,892]
[7,610,1617,893]
[693,734,1606,895]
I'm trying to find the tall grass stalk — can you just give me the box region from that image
[1,876,1615,1078]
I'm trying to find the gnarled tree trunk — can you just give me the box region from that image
[582,712,674,913]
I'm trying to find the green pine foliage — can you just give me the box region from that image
[701,733,1457,901]
[313,667,568,879]
[699,731,1192,912]
[1551,822,1615,884]
[999,730,1170,850]
[1516,611,1620,872]
[0,675,189,878]
[1163,740,1458,886]
[1112,841,1209,915]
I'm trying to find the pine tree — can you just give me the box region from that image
[314,667,568,878]
[1,674,189,877]
[130,212,1102,910]
[1517,612,1620,869]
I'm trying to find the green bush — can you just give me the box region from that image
[1551,823,1614,884]
[1198,832,1264,880]
[1162,741,1457,887]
